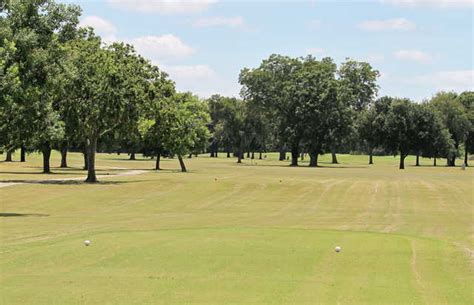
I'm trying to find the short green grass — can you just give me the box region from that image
[0,151,472,305]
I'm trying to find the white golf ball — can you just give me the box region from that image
[84,240,91,246]
[335,246,341,253]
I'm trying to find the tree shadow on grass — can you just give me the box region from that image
[0,213,49,217]
[0,179,141,185]
[248,163,368,169]
[0,167,139,176]
[108,158,155,162]
[0,171,82,175]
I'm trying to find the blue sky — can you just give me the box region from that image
[69,0,473,101]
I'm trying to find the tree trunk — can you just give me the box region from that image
[251,152,255,159]
[433,157,437,166]
[259,152,262,160]
[368,148,373,165]
[188,153,192,158]
[5,149,13,162]
[331,150,338,164]
[177,155,187,172]
[155,153,161,170]
[210,141,217,157]
[309,152,318,167]
[60,145,68,168]
[83,152,88,170]
[227,151,230,158]
[464,147,469,166]
[290,145,298,166]
[447,142,458,167]
[415,153,420,166]
[129,152,136,160]
[85,137,98,183]
[246,151,250,158]
[237,150,242,163]
[399,153,406,170]
[279,149,286,161]
[42,144,51,174]
[20,146,26,162]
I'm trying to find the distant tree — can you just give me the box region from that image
[244,100,271,159]
[412,103,453,166]
[240,54,304,166]
[382,98,418,169]
[338,59,380,112]
[139,64,175,170]
[219,98,251,163]
[429,92,470,166]
[333,59,379,163]
[295,56,339,167]
[207,95,228,157]
[457,91,474,166]
[160,93,210,172]
[357,97,391,164]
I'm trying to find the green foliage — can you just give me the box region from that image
[160,93,210,158]
[456,91,474,154]
[142,91,210,168]
[338,59,380,112]
[0,0,81,167]
[240,54,305,160]
[0,38,20,151]
[429,92,470,149]
[357,97,391,154]
[382,98,418,159]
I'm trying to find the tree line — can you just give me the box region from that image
[1,1,472,183]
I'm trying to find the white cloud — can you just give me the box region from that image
[162,64,238,98]
[80,16,116,34]
[358,18,416,31]
[306,47,325,55]
[79,18,195,62]
[79,16,118,42]
[107,0,218,15]
[193,16,244,28]
[163,64,216,80]
[412,70,474,90]
[130,35,195,62]
[394,49,432,63]
[382,0,474,8]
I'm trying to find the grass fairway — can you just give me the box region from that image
[0,152,472,305]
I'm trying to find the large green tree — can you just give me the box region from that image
[0,0,80,171]
[429,92,470,166]
[333,59,379,163]
[411,103,453,167]
[457,91,474,166]
[382,98,418,169]
[63,30,148,182]
[0,37,20,161]
[296,56,339,167]
[142,92,210,172]
[240,54,304,166]
[357,96,392,164]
